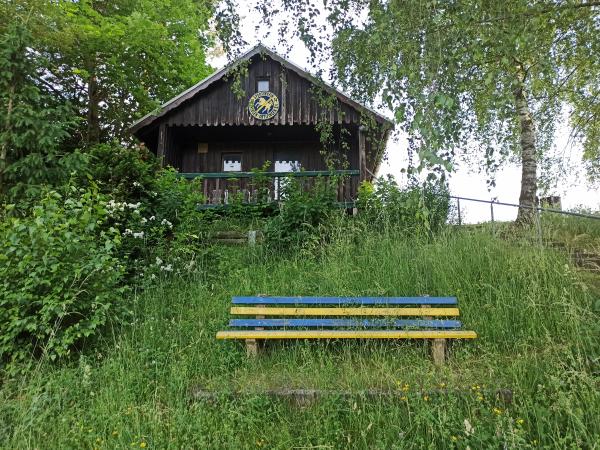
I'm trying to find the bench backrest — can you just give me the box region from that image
[228,296,463,330]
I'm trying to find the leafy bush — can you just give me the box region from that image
[356,176,451,233]
[77,145,207,282]
[265,176,339,248]
[0,186,127,369]
[78,143,160,204]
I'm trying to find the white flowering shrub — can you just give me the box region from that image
[0,186,127,370]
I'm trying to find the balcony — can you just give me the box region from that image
[178,169,360,209]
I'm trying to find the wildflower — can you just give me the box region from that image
[133,181,141,187]
[155,257,163,265]
[161,218,173,228]
[160,264,173,272]
[141,217,147,224]
[516,418,524,425]
[423,395,430,401]
[140,442,147,448]
[492,407,502,415]
[124,229,133,236]
[476,394,484,401]
[463,418,474,436]
[256,439,265,447]
[402,384,410,392]
[400,396,407,401]
[112,431,119,437]
[438,382,446,388]
[133,231,145,239]
[451,436,458,442]
[149,216,155,221]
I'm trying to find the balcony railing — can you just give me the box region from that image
[178,169,360,207]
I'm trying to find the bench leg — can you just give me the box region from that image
[246,338,260,357]
[246,301,265,357]
[431,338,446,366]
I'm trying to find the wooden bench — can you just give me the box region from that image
[216,296,477,365]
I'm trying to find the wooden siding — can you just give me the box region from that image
[163,55,362,127]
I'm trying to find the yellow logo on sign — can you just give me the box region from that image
[248,91,279,120]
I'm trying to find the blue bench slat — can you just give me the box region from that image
[229,319,462,328]
[232,296,458,305]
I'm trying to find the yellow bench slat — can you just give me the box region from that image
[230,307,460,317]
[216,330,477,340]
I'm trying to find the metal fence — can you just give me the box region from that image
[452,195,600,245]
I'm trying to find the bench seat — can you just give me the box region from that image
[216,296,477,364]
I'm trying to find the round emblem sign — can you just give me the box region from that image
[248,91,279,120]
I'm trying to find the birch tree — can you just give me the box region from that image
[244,0,600,222]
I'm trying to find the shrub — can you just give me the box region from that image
[0,186,127,369]
[265,176,339,248]
[356,176,451,234]
[78,143,160,204]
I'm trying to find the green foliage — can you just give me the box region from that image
[79,143,160,203]
[0,186,126,370]
[1,0,215,145]
[265,176,339,248]
[0,21,83,202]
[357,176,451,234]
[74,143,206,282]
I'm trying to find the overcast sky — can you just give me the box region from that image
[210,2,598,222]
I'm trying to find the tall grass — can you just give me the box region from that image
[0,226,598,449]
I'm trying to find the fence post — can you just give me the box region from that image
[457,197,462,226]
[490,202,495,235]
[535,208,543,247]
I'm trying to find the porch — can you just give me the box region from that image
[179,169,359,208]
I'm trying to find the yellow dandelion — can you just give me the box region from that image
[423,395,430,401]
[451,435,458,442]
[140,442,147,448]
[400,395,407,401]
[402,384,410,392]
[516,418,524,425]
[96,437,102,443]
[477,394,484,401]
[439,382,446,388]
[493,407,502,415]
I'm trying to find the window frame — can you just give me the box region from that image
[221,152,243,172]
[256,78,270,92]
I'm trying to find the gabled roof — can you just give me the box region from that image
[130,44,393,134]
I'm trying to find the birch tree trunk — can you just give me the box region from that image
[513,80,537,225]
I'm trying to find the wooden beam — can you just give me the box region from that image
[230,307,461,317]
[216,330,478,340]
[157,123,166,167]
[358,125,367,182]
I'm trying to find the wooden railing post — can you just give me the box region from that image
[359,125,367,182]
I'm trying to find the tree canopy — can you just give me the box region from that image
[1,0,215,145]
[234,0,600,221]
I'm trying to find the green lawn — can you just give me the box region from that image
[1,228,598,449]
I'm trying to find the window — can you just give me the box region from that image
[257,79,270,92]
[222,153,242,172]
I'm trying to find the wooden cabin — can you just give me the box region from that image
[130,44,393,205]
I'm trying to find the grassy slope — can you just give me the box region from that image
[1,228,598,449]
